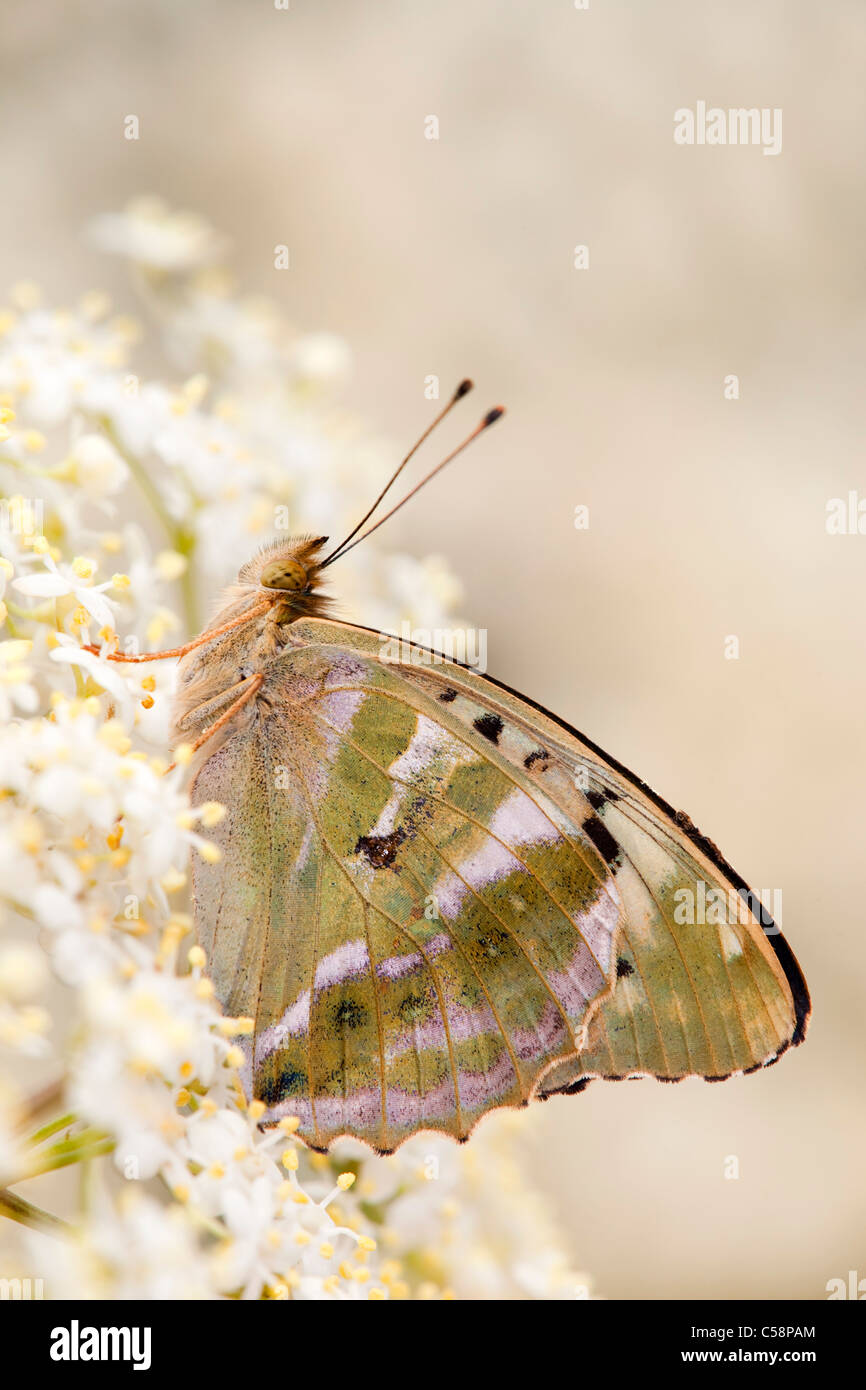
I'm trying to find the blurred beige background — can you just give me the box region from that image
[3,0,864,1298]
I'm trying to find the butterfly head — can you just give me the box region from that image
[238,535,331,618]
[230,383,505,625]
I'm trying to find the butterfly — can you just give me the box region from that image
[89,380,810,1154]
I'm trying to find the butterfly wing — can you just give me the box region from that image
[190,624,626,1152]
[190,616,809,1151]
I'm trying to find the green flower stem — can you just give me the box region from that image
[39,1128,111,1159]
[25,1139,115,1179]
[5,599,55,622]
[0,1124,115,1237]
[23,1113,76,1148]
[0,1187,70,1235]
[12,1127,115,1182]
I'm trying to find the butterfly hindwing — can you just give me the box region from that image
[191,616,809,1151]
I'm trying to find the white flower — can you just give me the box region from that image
[66,433,129,496]
[0,306,132,430]
[48,636,139,714]
[13,555,117,628]
[0,639,39,720]
[26,1190,215,1300]
[293,332,352,383]
[89,198,227,273]
[0,943,49,1004]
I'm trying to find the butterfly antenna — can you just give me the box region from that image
[319,378,474,568]
[320,405,505,566]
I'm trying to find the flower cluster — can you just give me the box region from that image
[0,199,589,1300]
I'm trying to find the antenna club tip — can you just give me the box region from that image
[455,378,474,399]
[483,406,506,427]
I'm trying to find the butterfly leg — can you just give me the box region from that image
[167,672,264,770]
[81,599,275,664]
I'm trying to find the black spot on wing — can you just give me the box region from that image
[615,956,634,979]
[538,1075,595,1099]
[333,999,367,1030]
[587,787,620,812]
[523,747,550,770]
[397,992,429,1024]
[473,712,504,744]
[256,1063,307,1106]
[582,812,622,866]
[438,687,458,703]
[355,828,406,868]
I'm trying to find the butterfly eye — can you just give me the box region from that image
[259,558,308,591]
